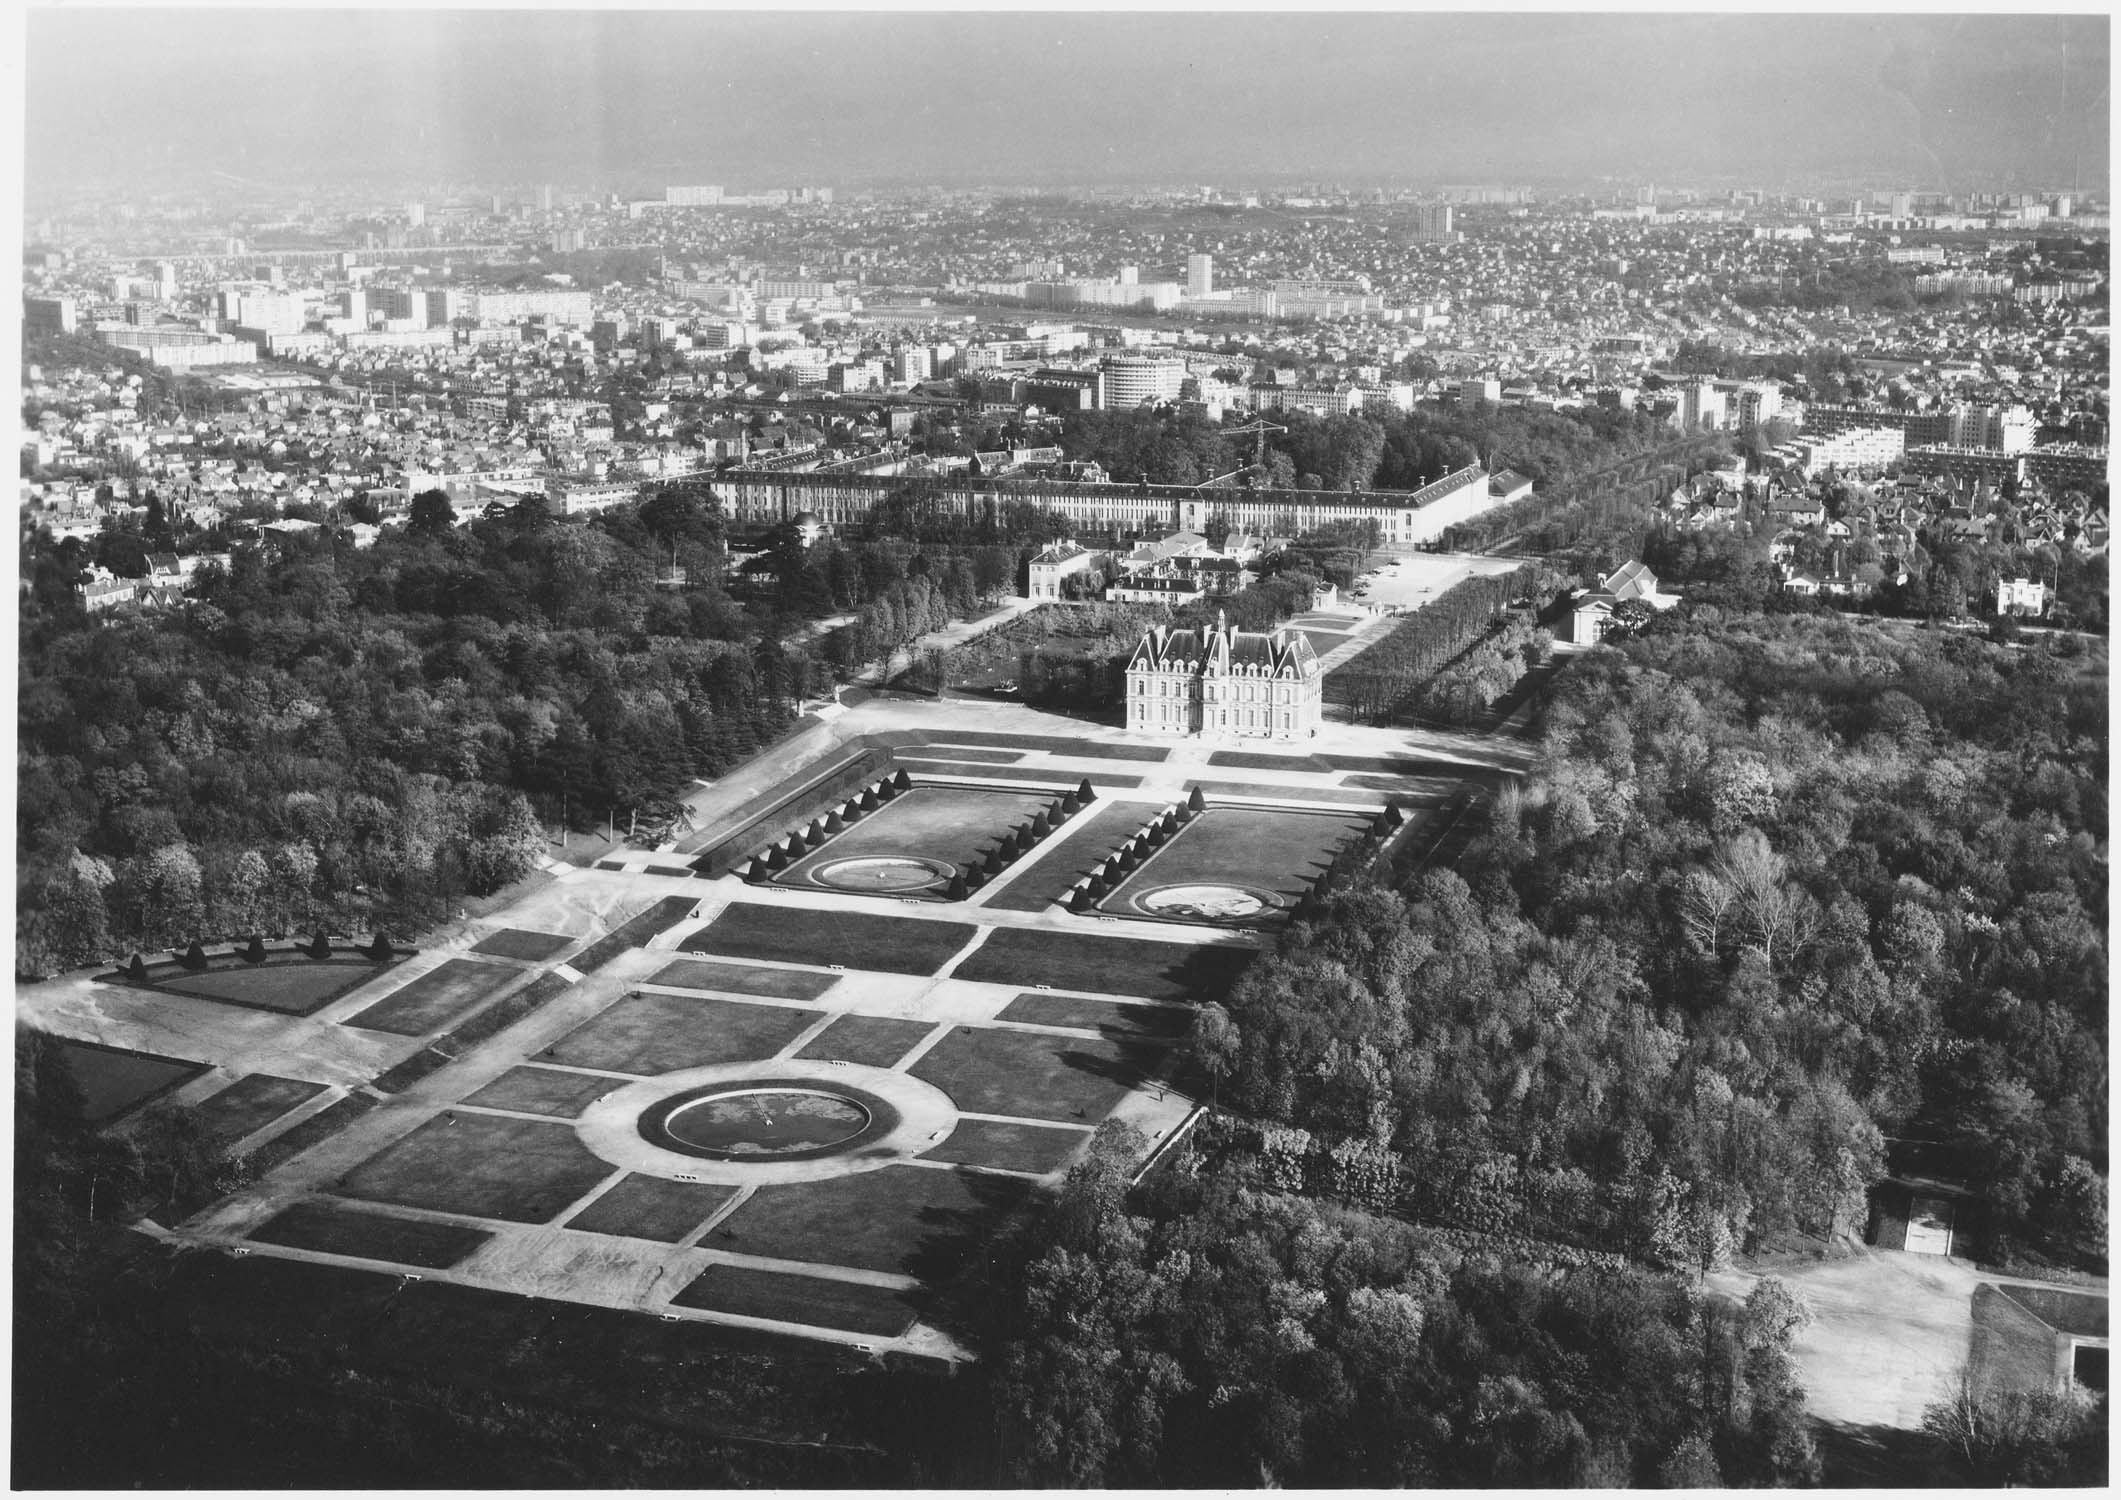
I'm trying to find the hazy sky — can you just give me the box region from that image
[24,9,2111,194]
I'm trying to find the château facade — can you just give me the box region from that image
[1124,615,1323,739]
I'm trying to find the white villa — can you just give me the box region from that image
[1124,614,1323,739]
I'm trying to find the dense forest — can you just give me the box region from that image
[15,487,1046,977]
[1194,610,2107,1273]
[976,1121,1822,1486]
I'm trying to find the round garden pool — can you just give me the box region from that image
[810,855,953,893]
[1131,882,1283,923]
[636,1078,901,1162]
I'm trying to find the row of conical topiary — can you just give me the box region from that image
[949,786,1086,896]
[1288,805,1409,921]
[741,768,919,882]
[1065,786,1204,912]
[120,931,399,980]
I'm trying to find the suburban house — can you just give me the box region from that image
[1566,560,1678,645]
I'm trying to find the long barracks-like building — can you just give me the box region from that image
[708,463,1501,545]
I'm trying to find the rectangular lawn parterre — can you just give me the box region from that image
[996,991,1193,1040]
[470,929,577,962]
[700,1165,1027,1276]
[147,958,395,1016]
[893,761,1142,790]
[1205,748,1331,774]
[791,1014,940,1068]
[686,903,976,976]
[538,992,818,1076]
[670,1264,922,1338]
[190,1074,328,1141]
[565,1174,739,1242]
[1099,805,1372,921]
[460,1066,620,1119]
[951,926,1251,1002]
[248,1200,494,1269]
[981,801,1155,913]
[345,958,520,1036]
[54,1041,208,1123]
[1187,778,1409,807]
[917,731,1168,763]
[897,746,1022,764]
[774,785,1052,893]
[922,1117,1090,1176]
[335,1112,618,1224]
[646,958,839,1001]
[909,1025,1168,1123]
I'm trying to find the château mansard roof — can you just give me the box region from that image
[1127,612,1321,678]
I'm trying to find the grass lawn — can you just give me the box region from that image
[951,926,1251,1003]
[1205,748,1330,774]
[471,929,577,962]
[898,747,1022,764]
[565,1174,739,1243]
[335,1112,618,1224]
[146,958,395,1016]
[1100,805,1371,919]
[909,1025,1168,1123]
[685,903,977,977]
[538,992,818,1076]
[248,1200,494,1269]
[54,1040,208,1123]
[996,991,1192,1039]
[647,959,839,1002]
[345,958,520,1036]
[775,785,1052,891]
[670,1263,921,1338]
[894,760,1143,790]
[919,730,1167,763]
[701,1165,1027,1276]
[1187,778,1408,807]
[922,1117,1090,1176]
[190,1074,328,1141]
[459,1066,621,1119]
[791,1014,941,1069]
[981,801,1154,913]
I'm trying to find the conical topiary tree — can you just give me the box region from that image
[892,768,912,792]
[307,931,332,960]
[366,932,393,961]
[1048,798,1068,823]
[963,863,986,891]
[126,953,148,982]
[825,810,846,834]
[1070,887,1096,913]
[1031,811,1052,837]
[180,940,209,971]
[983,848,1004,877]
[1076,778,1096,803]
[1187,785,1206,813]
[1061,790,1082,814]
[244,935,268,964]
[946,873,969,902]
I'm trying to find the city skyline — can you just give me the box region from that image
[25,10,2111,197]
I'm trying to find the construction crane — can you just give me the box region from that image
[1219,417,1287,474]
